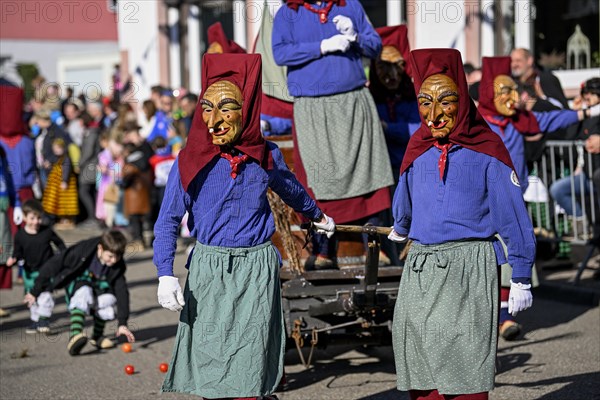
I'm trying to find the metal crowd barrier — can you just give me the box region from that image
[527,140,597,245]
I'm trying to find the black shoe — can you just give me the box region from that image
[25,323,39,335]
[67,333,88,356]
[36,319,51,334]
[500,320,521,341]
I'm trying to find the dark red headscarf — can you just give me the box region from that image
[285,0,346,11]
[400,49,514,176]
[178,53,274,191]
[207,22,246,54]
[478,56,540,134]
[0,78,26,144]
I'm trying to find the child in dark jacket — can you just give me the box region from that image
[25,230,135,355]
[7,199,65,333]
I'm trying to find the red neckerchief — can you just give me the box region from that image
[220,152,249,179]
[303,1,334,23]
[482,114,510,136]
[0,135,23,149]
[432,141,453,181]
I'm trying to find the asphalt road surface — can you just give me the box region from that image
[1,233,598,400]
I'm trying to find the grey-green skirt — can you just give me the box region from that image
[392,240,498,394]
[161,241,285,398]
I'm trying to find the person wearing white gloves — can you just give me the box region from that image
[387,49,536,399]
[273,0,394,270]
[153,53,334,400]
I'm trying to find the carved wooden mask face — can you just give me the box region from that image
[493,74,519,116]
[201,81,243,146]
[418,74,459,139]
[375,45,406,90]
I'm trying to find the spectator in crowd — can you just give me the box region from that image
[42,138,78,229]
[64,99,85,147]
[96,134,124,228]
[33,109,71,189]
[121,122,153,249]
[25,230,135,356]
[511,47,569,110]
[178,93,198,136]
[140,99,158,139]
[549,77,600,236]
[78,113,101,227]
[7,199,65,334]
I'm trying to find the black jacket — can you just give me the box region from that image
[31,237,130,326]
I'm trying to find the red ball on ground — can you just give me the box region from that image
[125,365,135,375]
[159,363,168,373]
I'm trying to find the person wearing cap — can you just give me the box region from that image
[153,53,334,399]
[272,0,393,269]
[388,48,536,399]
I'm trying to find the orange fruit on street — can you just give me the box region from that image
[121,343,132,353]
[159,363,169,373]
[125,364,135,375]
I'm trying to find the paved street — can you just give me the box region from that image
[1,228,599,400]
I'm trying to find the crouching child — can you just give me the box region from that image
[24,230,135,355]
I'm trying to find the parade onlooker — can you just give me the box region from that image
[511,47,569,110]
[388,48,536,399]
[177,93,197,137]
[25,230,135,355]
[122,122,153,248]
[35,109,71,189]
[78,113,101,226]
[96,135,124,228]
[153,53,334,399]
[7,199,65,333]
[273,0,393,269]
[549,77,600,232]
[42,138,78,229]
[140,99,157,139]
[64,99,85,147]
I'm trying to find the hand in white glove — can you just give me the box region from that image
[313,213,335,238]
[588,103,600,118]
[13,206,23,226]
[387,228,408,243]
[508,279,533,316]
[157,276,185,312]
[332,15,357,41]
[320,34,352,55]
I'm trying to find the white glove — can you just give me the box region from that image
[157,276,185,312]
[332,15,357,41]
[320,34,352,54]
[313,213,335,238]
[588,104,600,118]
[508,279,533,316]
[387,228,408,243]
[13,206,23,225]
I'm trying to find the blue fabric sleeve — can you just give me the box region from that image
[535,110,579,133]
[487,162,536,278]
[272,14,323,67]
[261,114,292,136]
[392,169,412,235]
[268,146,321,220]
[153,162,188,277]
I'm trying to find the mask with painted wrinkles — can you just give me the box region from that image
[493,74,519,116]
[201,81,243,146]
[418,74,459,139]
